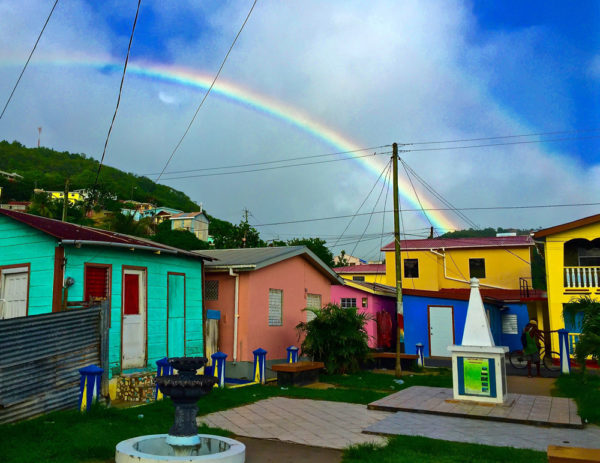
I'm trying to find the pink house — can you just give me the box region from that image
[201,246,342,378]
[330,280,397,349]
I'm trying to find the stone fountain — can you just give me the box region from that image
[115,357,245,463]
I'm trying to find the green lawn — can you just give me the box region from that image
[553,372,600,425]
[343,435,547,463]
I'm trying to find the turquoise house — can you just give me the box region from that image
[0,209,212,397]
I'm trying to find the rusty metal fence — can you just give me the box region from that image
[0,301,109,424]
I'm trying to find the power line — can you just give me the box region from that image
[155,0,258,182]
[144,144,391,176]
[160,150,391,180]
[93,0,141,188]
[405,127,600,146]
[0,0,59,121]
[251,201,600,226]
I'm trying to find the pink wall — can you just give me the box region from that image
[205,256,334,362]
[330,285,396,348]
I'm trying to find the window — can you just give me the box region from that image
[340,298,357,309]
[268,289,283,326]
[306,293,321,322]
[84,265,110,301]
[501,314,518,334]
[362,297,368,308]
[469,258,486,279]
[404,259,419,278]
[352,276,365,282]
[206,280,219,301]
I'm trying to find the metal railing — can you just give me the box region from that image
[564,266,600,288]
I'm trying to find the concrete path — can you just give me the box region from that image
[364,411,600,452]
[368,386,582,428]
[199,397,389,449]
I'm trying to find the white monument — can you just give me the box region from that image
[447,278,508,404]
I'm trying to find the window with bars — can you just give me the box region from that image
[501,314,518,334]
[306,293,321,322]
[84,265,110,301]
[352,276,365,282]
[340,298,357,309]
[206,280,219,301]
[268,289,283,326]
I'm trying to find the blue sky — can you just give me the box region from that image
[1,0,599,258]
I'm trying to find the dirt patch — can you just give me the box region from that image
[238,436,343,463]
[507,375,556,396]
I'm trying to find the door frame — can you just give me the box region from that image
[167,271,186,357]
[427,304,455,357]
[120,265,148,371]
[0,263,31,317]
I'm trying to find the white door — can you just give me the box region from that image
[429,306,454,357]
[0,268,28,319]
[122,269,146,369]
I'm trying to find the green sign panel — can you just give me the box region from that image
[463,357,491,396]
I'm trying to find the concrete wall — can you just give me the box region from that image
[330,285,396,348]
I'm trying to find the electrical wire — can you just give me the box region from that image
[93,0,141,189]
[159,151,391,180]
[155,0,258,182]
[143,144,391,176]
[0,0,59,121]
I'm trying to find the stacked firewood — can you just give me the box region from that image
[116,373,156,402]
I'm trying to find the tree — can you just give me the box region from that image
[563,296,600,374]
[101,211,152,237]
[206,214,264,249]
[151,221,210,251]
[333,249,350,268]
[296,303,370,374]
[287,237,333,267]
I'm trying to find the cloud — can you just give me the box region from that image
[0,0,597,260]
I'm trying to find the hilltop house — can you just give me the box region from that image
[0,209,212,398]
[534,213,600,356]
[199,246,343,378]
[170,211,210,241]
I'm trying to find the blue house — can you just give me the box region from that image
[402,288,531,357]
[0,209,212,398]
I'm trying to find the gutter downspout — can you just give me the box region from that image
[229,268,240,363]
[429,248,507,290]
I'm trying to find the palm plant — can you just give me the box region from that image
[563,296,600,373]
[296,303,370,374]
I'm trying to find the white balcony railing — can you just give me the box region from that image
[564,266,600,288]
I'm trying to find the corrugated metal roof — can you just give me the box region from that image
[381,235,533,251]
[335,264,385,274]
[171,211,207,219]
[0,209,212,260]
[199,246,342,284]
[343,280,397,297]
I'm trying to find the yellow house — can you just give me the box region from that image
[46,190,87,204]
[334,263,386,283]
[380,236,534,291]
[534,214,600,352]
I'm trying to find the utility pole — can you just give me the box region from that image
[242,208,249,248]
[37,127,42,148]
[392,143,404,377]
[62,178,69,222]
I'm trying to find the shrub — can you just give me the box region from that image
[296,303,370,374]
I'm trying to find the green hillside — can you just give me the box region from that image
[0,140,198,211]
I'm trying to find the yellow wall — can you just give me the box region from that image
[383,246,532,291]
[540,221,600,349]
[338,273,387,284]
[49,191,84,204]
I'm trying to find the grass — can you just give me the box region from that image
[342,435,547,463]
[0,368,457,463]
[553,372,600,425]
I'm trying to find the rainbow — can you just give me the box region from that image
[1,58,459,231]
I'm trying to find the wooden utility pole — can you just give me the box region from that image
[62,179,69,222]
[392,143,404,377]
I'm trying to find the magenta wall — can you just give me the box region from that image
[331,285,396,348]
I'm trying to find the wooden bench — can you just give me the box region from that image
[271,361,325,386]
[367,352,419,369]
[548,445,600,463]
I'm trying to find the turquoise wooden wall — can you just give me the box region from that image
[0,216,56,315]
[64,246,205,377]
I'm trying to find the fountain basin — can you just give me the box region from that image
[115,434,245,463]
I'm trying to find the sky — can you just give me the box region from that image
[0,0,599,261]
